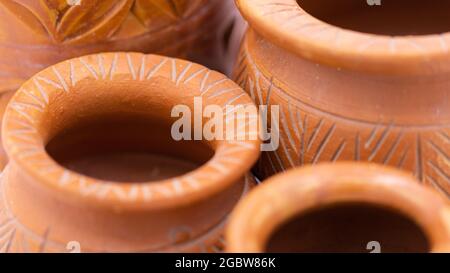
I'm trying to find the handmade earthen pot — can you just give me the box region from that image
[234,0,450,197]
[0,52,260,253]
[226,163,450,253]
[0,0,243,168]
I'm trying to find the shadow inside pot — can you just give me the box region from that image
[297,0,450,35]
[265,202,430,253]
[46,114,213,183]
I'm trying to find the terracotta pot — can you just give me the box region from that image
[233,0,450,198]
[0,52,260,252]
[0,0,244,168]
[226,163,450,253]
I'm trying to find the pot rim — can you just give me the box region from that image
[226,162,450,253]
[236,0,450,74]
[2,52,261,211]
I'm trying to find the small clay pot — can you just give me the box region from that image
[234,0,450,198]
[0,52,260,252]
[226,163,450,253]
[0,0,243,168]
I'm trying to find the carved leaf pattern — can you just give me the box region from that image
[132,0,204,29]
[1,0,206,44]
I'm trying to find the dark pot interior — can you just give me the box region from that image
[298,0,450,35]
[46,113,213,183]
[265,202,430,253]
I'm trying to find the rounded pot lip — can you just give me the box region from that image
[236,0,450,74]
[2,52,261,211]
[226,162,450,253]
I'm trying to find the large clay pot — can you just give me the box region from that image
[234,0,450,197]
[226,163,450,253]
[0,0,243,168]
[0,52,260,252]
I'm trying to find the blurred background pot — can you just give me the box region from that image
[234,0,450,198]
[0,53,260,252]
[226,163,450,253]
[0,0,245,168]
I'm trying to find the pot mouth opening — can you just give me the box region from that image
[297,0,450,36]
[237,0,450,74]
[45,113,214,183]
[265,202,431,253]
[2,53,260,208]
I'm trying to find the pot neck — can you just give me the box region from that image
[244,29,450,127]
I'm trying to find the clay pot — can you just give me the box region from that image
[0,52,260,252]
[226,163,450,253]
[0,0,244,168]
[234,0,450,198]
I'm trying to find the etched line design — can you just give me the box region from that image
[1,227,16,253]
[10,103,38,123]
[147,58,168,79]
[428,160,450,186]
[139,55,146,81]
[199,70,211,93]
[368,124,393,161]
[355,133,361,161]
[7,128,37,143]
[242,43,450,130]
[209,161,229,175]
[428,140,450,162]
[79,58,99,80]
[109,53,119,80]
[416,134,424,182]
[32,79,50,105]
[439,131,450,143]
[306,119,324,152]
[97,55,106,79]
[247,77,256,102]
[426,175,450,199]
[38,228,50,253]
[176,63,193,86]
[22,89,46,109]
[383,131,404,164]
[171,59,177,82]
[279,134,295,167]
[52,66,69,92]
[36,75,63,91]
[288,104,301,140]
[223,93,246,108]
[280,106,298,153]
[208,88,241,99]
[365,124,380,149]
[70,61,76,86]
[201,78,228,97]
[331,140,346,162]
[11,101,43,113]
[397,147,409,168]
[297,114,308,165]
[127,53,137,80]
[183,68,207,84]
[312,124,336,164]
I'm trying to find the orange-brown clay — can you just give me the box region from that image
[226,163,450,253]
[0,52,260,252]
[0,0,244,168]
[234,0,450,198]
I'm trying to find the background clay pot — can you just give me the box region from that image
[226,163,450,253]
[234,0,450,198]
[0,0,245,168]
[0,52,260,252]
